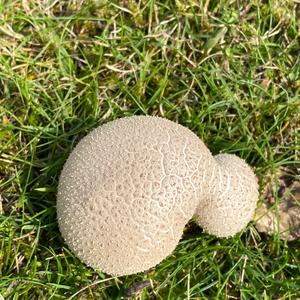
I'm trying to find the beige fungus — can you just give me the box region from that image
[194,153,258,237]
[57,116,258,276]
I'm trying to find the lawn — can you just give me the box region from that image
[0,0,299,299]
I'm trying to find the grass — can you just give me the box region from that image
[0,0,299,299]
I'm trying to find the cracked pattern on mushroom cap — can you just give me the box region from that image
[194,154,259,237]
[57,116,213,276]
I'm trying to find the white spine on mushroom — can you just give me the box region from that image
[57,116,258,276]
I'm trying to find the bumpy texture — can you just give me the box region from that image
[57,116,213,276]
[57,116,259,275]
[194,154,258,237]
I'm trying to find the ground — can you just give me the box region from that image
[0,0,299,299]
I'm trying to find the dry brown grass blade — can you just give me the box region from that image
[255,168,300,241]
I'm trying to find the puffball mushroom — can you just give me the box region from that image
[194,153,259,237]
[57,116,258,276]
